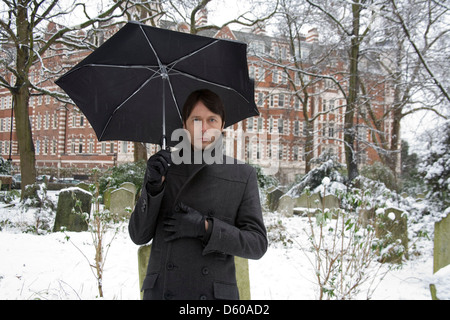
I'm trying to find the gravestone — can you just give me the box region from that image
[53,187,92,232]
[76,182,90,192]
[110,187,135,219]
[323,194,339,209]
[119,182,136,196]
[433,213,450,273]
[278,194,294,216]
[375,207,408,263]
[266,187,284,212]
[103,187,115,209]
[137,245,251,300]
[430,264,450,300]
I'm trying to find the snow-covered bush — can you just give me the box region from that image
[304,186,396,300]
[286,159,345,198]
[20,183,55,234]
[360,161,398,191]
[419,120,450,214]
[98,160,146,199]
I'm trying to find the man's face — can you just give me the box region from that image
[183,101,224,150]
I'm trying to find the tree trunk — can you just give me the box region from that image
[15,4,37,197]
[344,1,361,182]
[14,88,36,196]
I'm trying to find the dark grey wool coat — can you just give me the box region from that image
[128,155,268,300]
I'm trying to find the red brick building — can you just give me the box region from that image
[0,18,396,184]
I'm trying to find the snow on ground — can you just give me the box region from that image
[0,190,437,300]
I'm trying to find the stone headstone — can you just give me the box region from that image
[110,187,135,219]
[119,182,136,196]
[295,192,322,209]
[137,245,251,300]
[266,187,284,212]
[76,182,90,192]
[375,207,408,263]
[278,194,294,216]
[103,187,115,209]
[430,264,450,300]
[323,194,339,209]
[433,213,450,273]
[53,187,92,232]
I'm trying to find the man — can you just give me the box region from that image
[129,89,267,300]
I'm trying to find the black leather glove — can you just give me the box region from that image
[145,149,171,195]
[164,203,207,242]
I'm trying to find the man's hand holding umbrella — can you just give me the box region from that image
[145,149,171,196]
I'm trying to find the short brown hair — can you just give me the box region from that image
[182,89,225,126]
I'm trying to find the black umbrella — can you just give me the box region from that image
[55,21,258,149]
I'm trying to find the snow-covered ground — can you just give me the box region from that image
[0,189,441,300]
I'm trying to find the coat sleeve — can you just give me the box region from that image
[202,167,268,260]
[128,182,164,245]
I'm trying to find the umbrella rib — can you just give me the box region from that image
[166,40,220,71]
[139,25,165,70]
[170,69,251,104]
[98,72,162,141]
[61,63,160,77]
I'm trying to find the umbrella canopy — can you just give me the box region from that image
[55,21,258,148]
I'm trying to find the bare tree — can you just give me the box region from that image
[0,0,148,197]
[358,0,449,179]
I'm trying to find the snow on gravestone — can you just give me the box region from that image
[53,187,92,232]
[375,207,408,263]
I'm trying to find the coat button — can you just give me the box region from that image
[199,295,207,300]
[164,291,174,300]
[167,262,174,270]
[201,267,209,275]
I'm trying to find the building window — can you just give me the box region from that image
[78,139,83,154]
[278,118,284,134]
[89,139,94,154]
[257,92,264,107]
[257,117,263,132]
[247,118,253,132]
[272,69,278,83]
[45,112,49,129]
[294,96,300,109]
[329,123,335,138]
[71,139,76,154]
[278,94,284,107]
[294,120,300,136]
[121,141,128,153]
[53,112,58,128]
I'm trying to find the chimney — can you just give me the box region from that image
[306,28,319,43]
[196,8,208,26]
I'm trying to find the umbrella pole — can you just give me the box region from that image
[161,71,168,150]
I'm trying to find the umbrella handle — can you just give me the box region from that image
[161,135,169,151]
